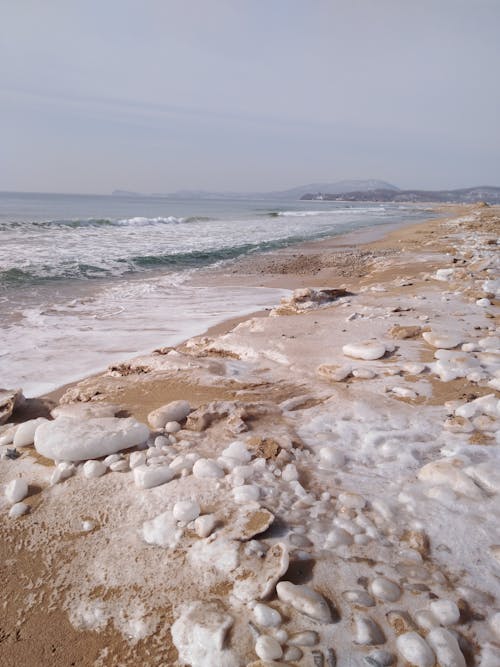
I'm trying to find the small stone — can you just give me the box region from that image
[422,331,461,350]
[192,458,224,479]
[355,616,386,645]
[327,527,353,547]
[154,435,170,448]
[5,478,28,504]
[165,421,181,433]
[276,582,332,623]
[386,610,415,635]
[370,577,401,602]
[343,341,387,361]
[129,451,147,468]
[426,627,466,667]
[283,646,303,661]
[194,514,216,538]
[255,635,283,661]
[282,463,299,482]
[414,609,439,632]
[133,464,174,489]
[396,632,435,667]
[173,500,200,523]
[317,364,353,381]
[253,603,282,628]
[83,460,107,479]
[287,631,319,646]
[353,368,377,379]
[148,400,191,429]
[50,461,76,485]
[364,649,396,666]
[429,599,460,626]
[8,502,29,518]
[319,447,345,467]
[109,459,129,473]
[233,485,260,503]
[13,417,48,447]
[342,590,376,607]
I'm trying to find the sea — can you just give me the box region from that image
[0,191,431,396]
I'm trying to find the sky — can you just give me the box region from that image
[1,0,499,194]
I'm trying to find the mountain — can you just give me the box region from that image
[301,186,500,205]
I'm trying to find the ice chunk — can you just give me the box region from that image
[276,581,333,623]
[233,485,260,503]
[34,417,149,461]
[343,341,387,361]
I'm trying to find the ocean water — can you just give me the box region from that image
[0,192,430,395]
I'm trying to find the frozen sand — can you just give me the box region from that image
[0,204,499,666]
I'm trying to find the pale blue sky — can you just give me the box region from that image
[1,0,499,193]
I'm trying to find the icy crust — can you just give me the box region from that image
[1,205,499,665]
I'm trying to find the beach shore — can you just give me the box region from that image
[1,203,499,666]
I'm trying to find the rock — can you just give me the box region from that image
[109,459,129,472]
[327,527,353,547]
[233,543,289,602]
[129,451,147,469]
[418,458,483,499]
[414,610,439,632]
[364,650,396,666]
[8,502,29,518]
[422,331,461,349]
[388,325,423,340]
[355,616,386,645]
[34,417,149,461]
[353,367,377,379]
[50,461,76,485]
[171,601,238,667]
[255,636,283,661]
[83,460,107,479]
[5,478,28,504]
[228,508,274,541]
[282,463,299,482]
[51,402,119,419]
[426,628,466,667]
[0,388,24,425]
[319,447,345,467]
[133,464,174,489]
[233,485,261,504]
[342,590,376,607]
[165,421,181,433]
[283,646,303,661]
[142,511,182,549]
[173,500,200,523]
[317,364,352,382]
[429,599,460,626]
[192,458,224,479]
[147,400,191,430]
[343,341,387,361]
[386,610,416,635]
[370,577,401,602]
[194,514,216,538]
[396,632,435,667]
[221,441,252,463]
[13,417,48,447]
[276,581,332,623]
[287,631,319,646]
[253,603,282,628]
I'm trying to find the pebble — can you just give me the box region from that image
[327,527,354,547]
[370,577,401,602]
[173,500,200,523]
[343,340,387,361]
[253,603,282,628]
[5,478,28,504]
[255,635,283,661]
[426,627,466,667]
[233,485,261,503]
[221,441,252,462]
[109,459,130,473]
[192,458,224,479]
[319,447,345,467]
[342,590,375,607]
[422,331,462,349]
[287,631,319,646]
[354,616,386,645]
[50,461,76,485]
[147,400,191,429]
[396,632,435,667]
[165,421,181,433]
[154,435,170,448]
[13,417,48,447]
[364,650,396,666]
[429,599,460,626]
[281,463,299,482]
[8,502,29,518]
[414,609,439,631]
[83,460,107,479]
[194,514,216,538]
[276,582,332,623]
[283,646,303,661]
[133,464,174,489]
[338,492,365,509]
[129,451,147,469]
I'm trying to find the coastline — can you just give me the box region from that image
[1,203,499,666]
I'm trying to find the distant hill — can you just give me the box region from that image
[301,186,500,205]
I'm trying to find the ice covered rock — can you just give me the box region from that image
[253,603,282,628]
[426,628,466,667]
[429,599,460,626]
[83,459,107,479]
[283,646,303,661]
[327,527,353,547]
[477,298,491,307]
[276,581,333,623]
[51,402,119,419]
[255,636,283,661]
[142,511,182,548]
[165,420,181,433]
[0,388,24,425]
[5,478,28,504]
[8,501,29,518]
[343,341,387,361]
[133,464,174,489]
[173,500,200,523]
[147,400,191,430]
[422,331,461,349]
[233,543,289,602]
[171,601,239,667]
[13,417,48,447]
[109,458,129,472]
[34,417,149,462]
[370,577,401,602]
[354,616,386,645]
[192,458,224,479]
[396,632,435,667]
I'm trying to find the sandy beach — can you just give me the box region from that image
[1,204,499,666]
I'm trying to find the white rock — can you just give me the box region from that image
[81,520,94,531]
[173,500,200,523]
[288,631,319,646]
[352,368,377,379]
[129,451,147,468]
[342,590,375,607]
[414,609,440,631]
[194,514,216,538]
[426,627,466,667]
[50,461,76,485]
[13,417,48,447]
[255,635,283,661]
[370,577,401,602]
[82,460,107,479]
[435,268,455,281]
[354,616,386,645]
[418,458,483,499]
[396,632,435,667]
[154,435,170,448]
[489,612,500,639]
[422,331,461,349]
[109,459,129,472]
[283,646,303,661]
[9,502,29,518]
[319,447,345,467]
[403,362,427,375]
[343,340,387,361]
[147,400,191,429]
[192,458,224,479]
[5,478,28,504]
[34,417,149,462]
[338,492,365,509]
[221,441,252,462]
[317,364,353,381]
[276,581,332,623]
[142,511,182,548]
[429,599,460,626]
[327,527,353,547]
[253,603,282,628]
[233,485,260,503]
[133,464,174,489]
[103,453,123,466]
[51,402,119,419]
[165,421,181,433]
[282,464,298,482]
[476,298,491,307]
